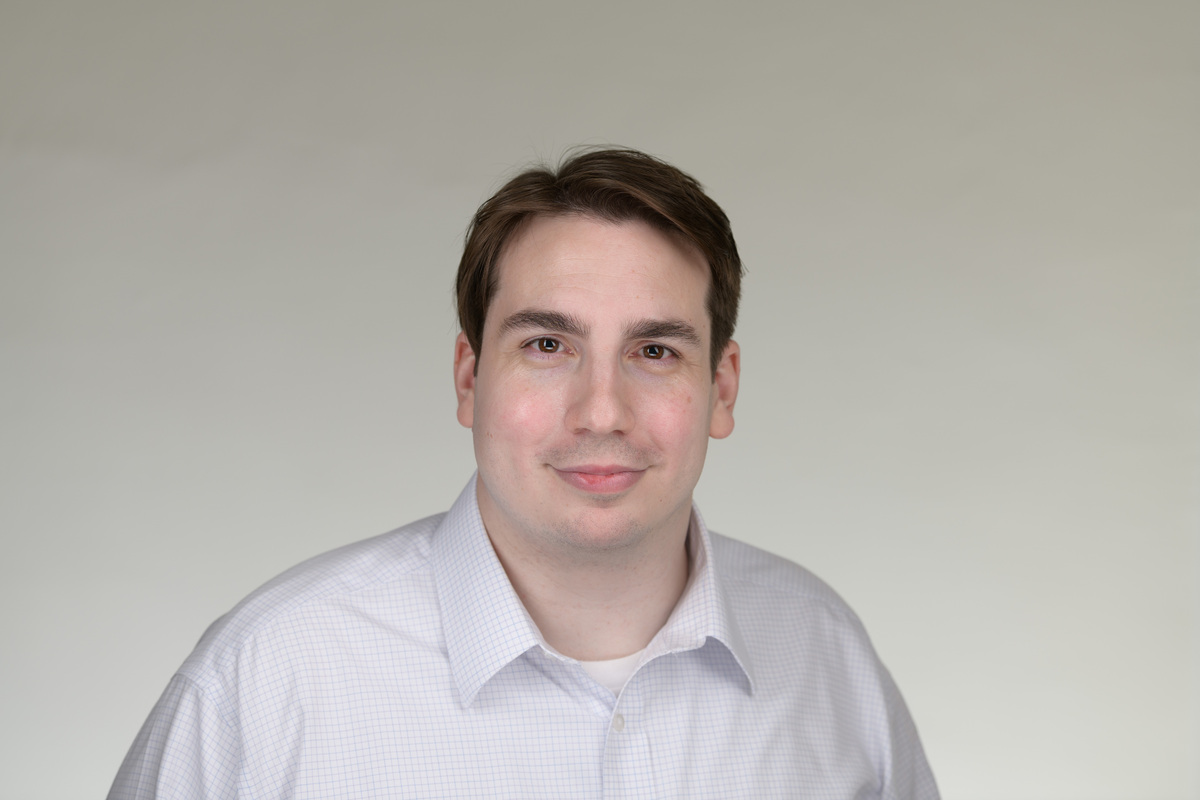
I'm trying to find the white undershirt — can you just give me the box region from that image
[579,648,646,696]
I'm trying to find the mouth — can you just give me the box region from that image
[551,465,646,494]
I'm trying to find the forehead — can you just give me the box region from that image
[489,214,711,329]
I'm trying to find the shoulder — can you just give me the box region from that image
[708,532,939,798]
[178,512,446,687]
[709,531,865,630]
[707,531,900,708]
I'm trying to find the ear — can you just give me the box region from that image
[453,331,477,429]
[709,340,740,439]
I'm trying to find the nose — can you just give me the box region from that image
[565,356,634,435]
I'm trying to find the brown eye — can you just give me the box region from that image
[643,344,666,359]
[536,338,560,353]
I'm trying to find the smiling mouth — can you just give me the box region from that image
[552,466,646,494]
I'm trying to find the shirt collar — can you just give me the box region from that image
[431,476,543,707]
[431,475,755,706]
[647,506,757,695]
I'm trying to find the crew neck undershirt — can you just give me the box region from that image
[579,648,646,696]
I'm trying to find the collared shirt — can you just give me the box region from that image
[110,477,939,799]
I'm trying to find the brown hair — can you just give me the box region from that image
[455,147,743,375]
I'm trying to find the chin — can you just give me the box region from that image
[547,513,651,553]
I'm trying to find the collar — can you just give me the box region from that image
[644,506,756,695]
[431,475,756,707]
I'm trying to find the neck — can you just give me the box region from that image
[480,499,692,662]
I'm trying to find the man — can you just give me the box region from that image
[111,148,939,798]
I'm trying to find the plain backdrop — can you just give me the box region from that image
[2,3,1197,799]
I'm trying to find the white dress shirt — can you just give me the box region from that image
[110,476,939,799]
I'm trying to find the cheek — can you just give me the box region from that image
[640,384,713,450]
[477,379,564,450]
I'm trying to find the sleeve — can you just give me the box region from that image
[108,673,242,800]
[877,664,941,800]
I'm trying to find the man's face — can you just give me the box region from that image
[453,214,739,559]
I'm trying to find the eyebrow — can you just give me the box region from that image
[497,309,589,338]
[625,319,703,349]
[496,308,703,350]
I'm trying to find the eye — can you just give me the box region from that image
[535,337,560,354]
[642,344,669,360]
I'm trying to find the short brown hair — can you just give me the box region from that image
[455,147,743,375]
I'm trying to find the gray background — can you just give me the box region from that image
[2,3,1197,798]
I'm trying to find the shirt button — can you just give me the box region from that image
[612,713,625,732]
